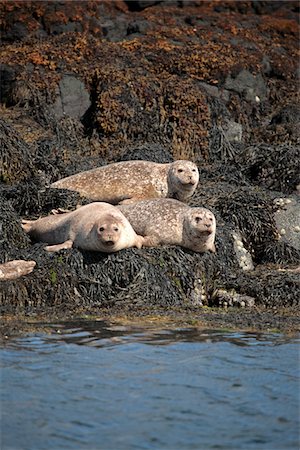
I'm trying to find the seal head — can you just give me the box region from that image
[183,207,216,253]
[167,160,199,201]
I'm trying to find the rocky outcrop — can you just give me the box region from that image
[0,1,299,325]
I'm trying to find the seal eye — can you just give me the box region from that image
[192,168,196,172]
[99,227,105,232]
[195,216,202,223]
[178,169,183,173]
[114,227,119,232]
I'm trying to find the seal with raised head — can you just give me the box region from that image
[51,160,199,204]
[118,198,216,253]
[0,260,36,281]
[22,202,145,253]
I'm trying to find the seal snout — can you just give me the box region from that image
[104,240,115,247]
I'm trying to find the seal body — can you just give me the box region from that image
[22,202,145,253]
[118,199,216,253]
[51,160,199,204]
[0,260,36,281]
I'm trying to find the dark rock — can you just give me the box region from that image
[125,1,163,12]
[101,18,128,41]
[3,21,28,41]
[225,69,268,103]
[0,64,16,105]
[127,20,149,36]
[271,104,300,125]
[53,75,91,120]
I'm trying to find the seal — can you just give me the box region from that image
[51,160,199,204]
[22,202,145,253]
[118,198,216,253]
[0,260,36,281]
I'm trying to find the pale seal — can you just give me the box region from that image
[0,260,36,281]
[118,198,216,253]
[51,160,199,204]
[22,202,145,253]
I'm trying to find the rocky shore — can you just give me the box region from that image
[0,1,299,332]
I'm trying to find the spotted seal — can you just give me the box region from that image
[22,202,145,253]
[118,198,216,253]
[0,260,36,281]
[51,160,199,204]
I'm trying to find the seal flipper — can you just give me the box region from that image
[142,234,161,248]
[134,235,145,249]
[209,243,216,253]
[45,239,74,253]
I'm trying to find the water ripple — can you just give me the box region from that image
[1,321,299,450]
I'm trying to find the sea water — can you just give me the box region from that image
[1,320,299,450]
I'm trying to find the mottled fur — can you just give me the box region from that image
[118,198,216,253]
[51,160,199,204]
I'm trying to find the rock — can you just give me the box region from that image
[222,119,243,143]
[125,1,163,11]
[232,230,254,271]
[101,18,128,41]
[199,82,230,102]
[53,75,91,120]
[274,196,300,251]
[212,289,255,308]
[225,69,268,102]
[0,64,16,105]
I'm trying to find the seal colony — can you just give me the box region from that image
[118,198,216,253]
[22,202,145,253]
[51,160,199,204]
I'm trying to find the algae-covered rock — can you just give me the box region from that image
[0,1,299,324]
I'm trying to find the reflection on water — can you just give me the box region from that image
[1,320,299,450]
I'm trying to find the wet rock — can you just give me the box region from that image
[53,75,91,120]
[212,289,255,308]
[225,69,268,103]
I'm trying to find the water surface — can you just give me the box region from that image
[1,320,299,450]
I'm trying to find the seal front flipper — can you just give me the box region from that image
[134,235,145,249]
[142,234,161,248]
[209,243,216,253]
[45,240,74,253]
